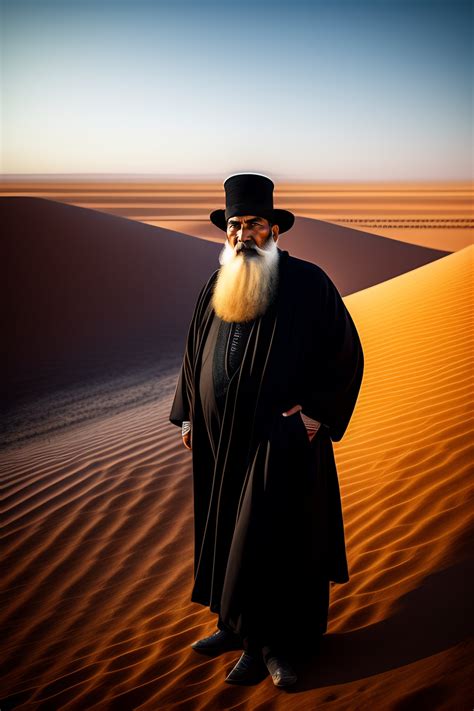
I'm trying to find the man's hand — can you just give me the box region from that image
[281,404,302,417]
[183,431,192,450]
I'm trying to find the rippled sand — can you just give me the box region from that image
[1,245,472,709]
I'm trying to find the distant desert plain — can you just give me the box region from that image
[1,180,473,710]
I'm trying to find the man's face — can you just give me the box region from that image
[226,215,279,254]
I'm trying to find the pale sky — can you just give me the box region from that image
[1,0,472,180]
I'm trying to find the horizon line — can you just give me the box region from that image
[1,173,472,187]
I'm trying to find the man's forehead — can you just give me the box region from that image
[227,215,267,223]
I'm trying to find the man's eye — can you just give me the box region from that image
[228,222,261,228]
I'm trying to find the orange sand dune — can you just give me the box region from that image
[1,246,472,709]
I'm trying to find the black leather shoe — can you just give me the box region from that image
[191,628,241,655]
[225,652,268,684]
[264,655,298,687]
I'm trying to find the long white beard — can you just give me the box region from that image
[211,237,280,322]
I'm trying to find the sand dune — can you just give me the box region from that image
[155,215,450,296]
[2,179,471,251]
[1,197,220,407]
[2,197,448,409]
[1,245,472,709]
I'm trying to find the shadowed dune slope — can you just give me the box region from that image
[1,246,472,709]
[1,197,221,405]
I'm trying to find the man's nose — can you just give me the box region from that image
[237,225,252,242]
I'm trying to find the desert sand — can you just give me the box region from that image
[1,180,472,251]
[1,240,472,709]
[153,215,450,297]
[1,197,448,408]
[1,198,220,407]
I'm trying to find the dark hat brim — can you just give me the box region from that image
[209,208,295,234]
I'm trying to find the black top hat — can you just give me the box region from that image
[210,173,295,234]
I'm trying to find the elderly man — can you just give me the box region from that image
[169,173,364,687]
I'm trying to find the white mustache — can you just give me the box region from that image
[219,238,275,265]
[235,242,254,253]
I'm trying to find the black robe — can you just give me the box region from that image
[169,248,364,653]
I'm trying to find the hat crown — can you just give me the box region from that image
[223,173,275,221]
[209,172,295,234]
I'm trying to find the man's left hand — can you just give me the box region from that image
[281,404,302,417]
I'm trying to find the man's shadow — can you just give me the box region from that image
[293,535,473,693]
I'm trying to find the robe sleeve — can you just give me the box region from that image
[169,354,191,427]
[300,269,364,442]
[169,271,217,428]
